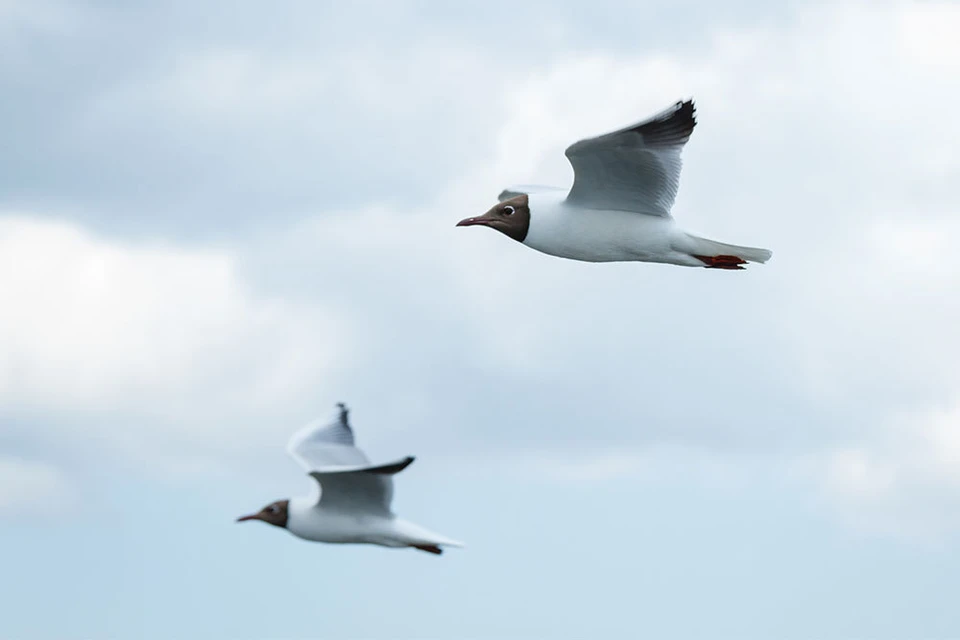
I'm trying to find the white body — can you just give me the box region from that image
[524,191,713,267]
[286,497,461,549]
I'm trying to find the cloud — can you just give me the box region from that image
[0,0,801,236]
[1,1,958,537]
[0,214,347,473]
[898,1,960,70]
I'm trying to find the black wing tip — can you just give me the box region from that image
[367,456,416,475]
[661,98,696,122]
[414,544,443,555]
[634,97,697,146]
[331,402,354,441]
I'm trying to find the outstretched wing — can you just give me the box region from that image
[287,402,370,470]
[287,403,415,515]
[309,457,414,516]
[563,99,697,216]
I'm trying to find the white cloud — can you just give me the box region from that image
[428,1,960,535]
[898,1,960,69]
[2,1,959,537]
[0,214,348,471]
[237,0,958,447]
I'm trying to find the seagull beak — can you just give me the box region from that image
[236,513,261,523]
[456,215,491,228]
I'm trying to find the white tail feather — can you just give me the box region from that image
[394,519,465,548]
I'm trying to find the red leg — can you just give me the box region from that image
[693,254,748,270]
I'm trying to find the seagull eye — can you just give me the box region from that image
[266,506,277,514]
[502,205,516,216]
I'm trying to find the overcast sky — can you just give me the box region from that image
[2,1,959,639]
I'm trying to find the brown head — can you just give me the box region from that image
[456,194,530,242]
[236,499,289,529]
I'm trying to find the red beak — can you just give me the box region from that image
[236,514,260,522]
[456,216,490,227]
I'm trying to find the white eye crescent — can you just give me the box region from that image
[502,205,516,216]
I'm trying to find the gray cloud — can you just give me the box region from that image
[1,0,803,237]
[2,0,959,536]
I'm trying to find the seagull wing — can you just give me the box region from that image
[308,457,414,517]
[563,99,696,216]
[287,403,371,470]
[287,403,414,516]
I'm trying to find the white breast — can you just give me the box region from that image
[286,498,394,544]
[523,192,677,263]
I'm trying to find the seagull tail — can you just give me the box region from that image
[394,519,465,554]
[678,233,772,269]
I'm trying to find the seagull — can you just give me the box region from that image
[457,99,772,269]
[237,403,463,555]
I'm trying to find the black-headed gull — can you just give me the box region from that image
[237,403,463,555]
[457,99,772,270]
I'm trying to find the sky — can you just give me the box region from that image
[1,0,959,638]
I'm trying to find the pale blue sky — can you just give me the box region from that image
[2,1,960,639]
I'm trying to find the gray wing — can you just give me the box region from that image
[563,99,696,216]
[309,457,415,516]
[287,403,415,514]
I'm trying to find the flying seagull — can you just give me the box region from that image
[457,99,772,269]
[237,403,463,555]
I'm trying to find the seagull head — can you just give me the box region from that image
[236,499,289,529]
[456,194,530,242]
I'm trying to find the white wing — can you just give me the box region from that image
[563,99,696,216]
[287,403,414,516]
[287,403,370,471]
